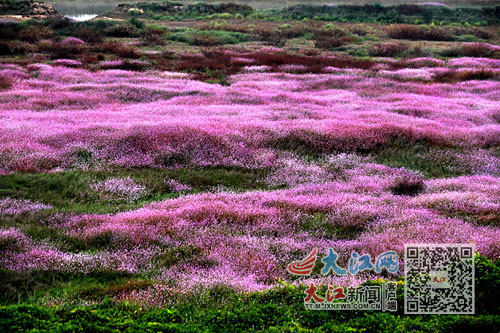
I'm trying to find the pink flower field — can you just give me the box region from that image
[1,59,500,172]
[1,55,499,307]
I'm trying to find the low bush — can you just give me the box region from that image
[18,25,54,42]
[141,26,166,45]
[74,27,104,43]
[116,45,142,59]
[390,177,425,196]
[313,28,354,49]
[192,32,223,46]
[128,17,145,30]
[104,24,140,38]
[96,41,141,59]
[186,2,254,16]
[459,43,497,57]
[174,51,237,82]
[433,69,496,82]
[349,25,369,36]
[276,23,314,39]
[37,39,55,52]
[318,26,348,38]
[52,42,87,59]
[401,46,431,58]
[369,42,409,57]
[167,30,250,46]
[40,16,73,32]
[315,35,355,49]
[264,31,288,47]
[452,26,494,40]
[0,25,18,40]
[386,24,454,41]
[7,41,37,55]
[457,69,496,81]
[476,255,500,314]
[455,34,480,42]
[120,60,149,71]
[0,74,14,90]
[0,41,12,55]
[441,43,498,58]
[82,54,100,64]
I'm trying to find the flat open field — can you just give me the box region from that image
[0,2,500,331]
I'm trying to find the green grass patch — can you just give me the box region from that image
[0,167,269,214]
[0,269,137,305]
[372,139,467,178]
[300,213,365,239]
[0,283,498,332]
[166,30,251,46]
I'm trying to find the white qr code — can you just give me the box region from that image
[404,244,475,314]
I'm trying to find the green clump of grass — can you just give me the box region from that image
[0,269,137,305]
[455,34,482,42]
[300,213,365,239]
[166,29,251,46]
[0,167,269,214]
[155,245,217,269]
[371,139,467,178]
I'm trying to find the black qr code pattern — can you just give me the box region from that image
[404,244,474,314]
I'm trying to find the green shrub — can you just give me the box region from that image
[0,21,19,40]
[386,24,454,41]
[18,25,53,42]
[104,24,140,38]
[369,42,409,57]
[128,17,145,30]
[166,30,250,45]
[141,26,166,45]
[475,254,500,314]
[455,34,480,42]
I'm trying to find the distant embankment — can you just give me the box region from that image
[0,0,60,18]
[99,1,500,25]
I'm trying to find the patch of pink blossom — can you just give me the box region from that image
[0,229,159,273]
[406,57,446,68]
[278,64,308,73]
[53,59,82,67]
[265,157,332,186]
[231,57,255,64]
[0,228,31,251]
[100,60,124,69]
[61,37,85,45]
[0,68,30,80]
[0,197,52,215]
[379,68,433,81]
[243,65,270,72]
[88,177,147,203]
[164,179,193,192]
[448,57,500,68]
